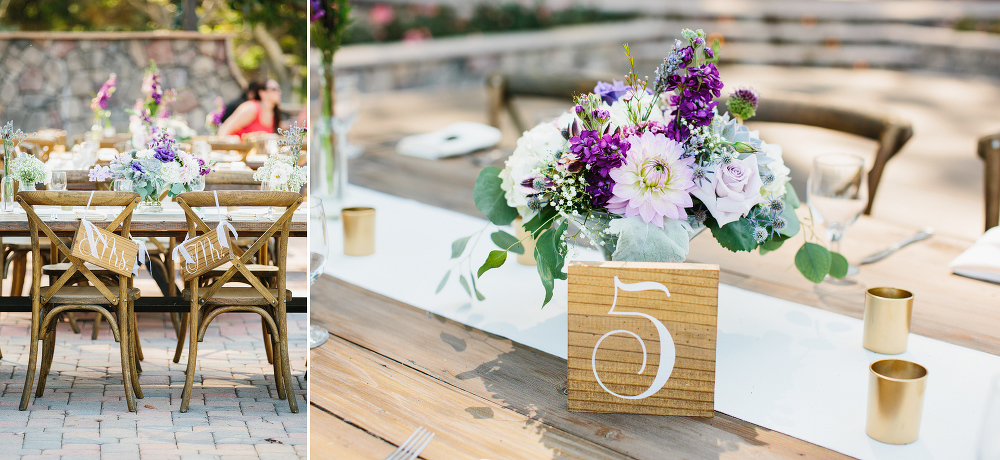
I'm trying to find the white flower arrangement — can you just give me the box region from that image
[10,154,47,186]
[253,123,307,192]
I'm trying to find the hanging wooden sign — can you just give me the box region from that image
[178,229,235,281]
[567,260,720,417]
[70,224,138,277]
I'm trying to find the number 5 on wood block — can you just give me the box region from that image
[567,261,719,417]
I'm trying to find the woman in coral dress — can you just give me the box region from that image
[218,79,282,138]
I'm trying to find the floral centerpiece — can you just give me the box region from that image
[90,130,211,211]
[253,123,307,192]
[9,154,46,190]
[450,30,846,305]
[311,0,352,197]
[128,60,180,148]
[90,73,116,139]
[0,121,33,212]
[206,97,225,137]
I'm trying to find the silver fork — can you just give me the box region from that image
[384,426,435,460]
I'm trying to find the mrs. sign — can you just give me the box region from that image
[567,261,720,416]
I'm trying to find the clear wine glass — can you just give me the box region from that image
[48,171,67,220]
[309,198,331,349]
[333,73,362,160]
[807,153,867,277]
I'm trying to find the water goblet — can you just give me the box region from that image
[334,73,362,160]
[309,198,331,348]
[806,153,867,278]
[49,171,67,219]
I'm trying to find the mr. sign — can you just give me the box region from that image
[566,261,719,417]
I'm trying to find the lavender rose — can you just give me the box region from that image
[691,156,766,227]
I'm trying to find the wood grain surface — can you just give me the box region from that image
[567,261,719,417]
[310,276,849,459]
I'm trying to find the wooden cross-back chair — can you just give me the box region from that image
[487,72,913,215]
[977,133,1000,231]
[174,190,302,413]
[17,191,143,411]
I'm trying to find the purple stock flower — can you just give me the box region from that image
[91,74,116,111]
[593,80,633,105]
[570,130,632,207]
[209,97,225,126]
[664,62,723,142]
[196,158,211,176]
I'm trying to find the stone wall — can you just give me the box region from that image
[0,32,247,141]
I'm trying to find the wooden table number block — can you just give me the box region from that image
[567,260,720,417]
[70,224,139,277]
[178,230,236,281]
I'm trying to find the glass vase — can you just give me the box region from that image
[138,195,163,213]
[0,175,13,213]
[20,182,35,191]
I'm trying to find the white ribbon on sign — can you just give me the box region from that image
[130,235,150,276]
[213,191,238,249]
[78,191,107,259]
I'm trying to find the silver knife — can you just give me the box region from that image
[859,228,934,265]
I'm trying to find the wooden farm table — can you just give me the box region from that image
[309,142,1000,458]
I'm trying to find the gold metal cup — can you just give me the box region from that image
[513,217,536,266]
[863,287,914,354]
[866,359,928,444]
[342,207,375,256]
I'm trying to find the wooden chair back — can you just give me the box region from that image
[742,94,913,215]
[978,133,1000,230]
[204,170,260,191]
[485,71,610,134]
[17,191,140,305]
[174,191,301,307]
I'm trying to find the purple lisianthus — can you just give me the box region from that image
[149,131,177,163]
[594,80,633,105]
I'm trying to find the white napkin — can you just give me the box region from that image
[396,122,502,160]
[948,226,1000,283]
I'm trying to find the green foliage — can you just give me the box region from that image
[829,252,849,279]
[758,236,787,255]
[534,220,569,307]
[710,217,757,252]
[451,235,471,259]
[477,250,508,277]
[343,3,639,45]
[435,269,451,294]
[490,230,524,255]
[778,202,801,238]
[795,242,832,284]
[473,166,518,226]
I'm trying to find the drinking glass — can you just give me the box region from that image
[807,153,867,276]
[309,198,331,348]
[49,171,67,219]
[334,73,363,160]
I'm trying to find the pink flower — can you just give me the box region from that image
[691,156,766,227]
[606,132,695,228]
[370,4,395,26]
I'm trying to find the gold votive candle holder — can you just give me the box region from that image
[866,359,928,444]
[513,217,536,266]
[342,207,375,256]
[863,287,914,354]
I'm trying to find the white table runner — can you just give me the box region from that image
[322,186,1000,460]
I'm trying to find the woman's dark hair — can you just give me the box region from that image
[247,80,282,133]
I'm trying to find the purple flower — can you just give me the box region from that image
[89,165,114,182]
[196,158,211,176]
[594,80,633,105]
[209,97,225,126]
[91,73,116,111]
[664,62,723,142]
[149,131,177,163]
[569,130,631,207]
[311,0,324,21]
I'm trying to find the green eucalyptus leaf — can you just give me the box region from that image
[491,230,524,254]
[535,220,569,307]
[451,235,472,259]
[795,242,831,284]
[435,270,451,294]
[710,217,757,252]
[474,166,518,226]
[829,252,849,279]
[469,272,486,301]
[784,182,801,209]
[170,183,185,195]
[477,250,508,278]
[523,206,557,237]
[458,274,472,297]
[758,236,787,255]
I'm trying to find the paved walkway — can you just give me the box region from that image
[0,242,308,459]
